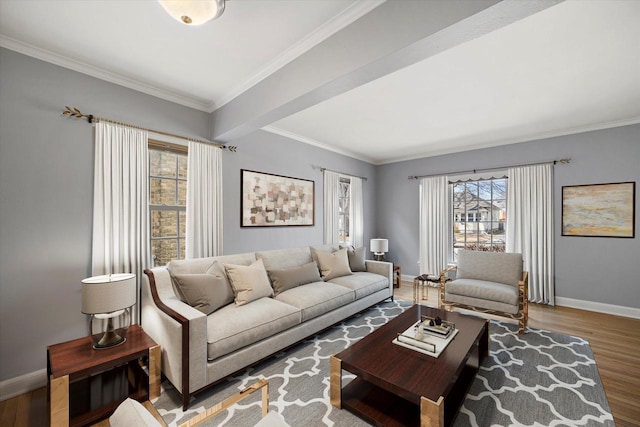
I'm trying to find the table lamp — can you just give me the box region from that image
[81,273,136,349]
[370,238,389,261]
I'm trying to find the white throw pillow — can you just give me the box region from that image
[225,258,274,305]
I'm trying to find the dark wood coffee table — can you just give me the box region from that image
[330,305,488,427]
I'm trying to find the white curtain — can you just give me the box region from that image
[323,171,340,244]
[506,163,554,304]
[91,122,149,285]
[185,141,223,258]
[419,176,450,275]
[350,177,364,248]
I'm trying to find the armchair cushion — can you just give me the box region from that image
[446,278,519,306]
[456,250,522,286]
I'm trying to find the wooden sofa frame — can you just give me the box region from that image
[438,266,529,333]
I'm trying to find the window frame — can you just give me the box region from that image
[149,142,188,267]
[338,176,351,245]
[450,176,507,261]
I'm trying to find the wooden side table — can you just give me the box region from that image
[393,265,401,288]
[413,274,442,306]
[47,324,161,426]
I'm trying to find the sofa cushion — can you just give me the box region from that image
[207,298,301,361]
[168,252,256,274]
[256,247,313,270]
[267,261,322,296]
[329,272,388,300]
[455,250,522,286]
[315,248,352,281]
[275,281,354,322]
[446,278,519,306]
[225,259,273,306]
[171,273,233,315]
[347,246,367,272]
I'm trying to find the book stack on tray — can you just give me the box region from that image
[392,317,458,358]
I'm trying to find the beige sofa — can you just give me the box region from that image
[141,244,393,409]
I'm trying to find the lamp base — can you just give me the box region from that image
[374,252,386,262]
[93,331,126,349]
[89,308,131,350]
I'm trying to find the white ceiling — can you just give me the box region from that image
[1,0,639,164]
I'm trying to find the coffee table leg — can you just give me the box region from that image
[329,355,342,408]
[420,395,444,427]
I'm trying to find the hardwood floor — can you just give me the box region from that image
[2,282,639,426]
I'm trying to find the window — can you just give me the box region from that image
[338,177,351,244]
[452,178,507,260]
[149,147,187,266]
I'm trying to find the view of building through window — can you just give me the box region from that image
[338,177,351,244]
[150,148,187,266]
[452,178,507,260]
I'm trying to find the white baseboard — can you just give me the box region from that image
[555,297,640,319]
[0,369,47,401]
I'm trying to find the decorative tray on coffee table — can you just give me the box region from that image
[392,315,458,358]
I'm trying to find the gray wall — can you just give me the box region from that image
[221,130,377,255]
[376,124,640,308]
[0,49,376,382]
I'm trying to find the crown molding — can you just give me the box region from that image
[212,0,385,111]
[376,116,640,165]
[0,35,212,112]
[262,125,376,165]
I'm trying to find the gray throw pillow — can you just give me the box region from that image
[224,258,274,306]
[347,246,367,272]
[268,261,322,296]
[316,248,353,281]
[171,273,232,315]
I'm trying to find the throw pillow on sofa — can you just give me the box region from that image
[225,258,274,306]
[316,248,353,281]
[171,272,233,315]
[267,261,322,296]
[347,246,367,272]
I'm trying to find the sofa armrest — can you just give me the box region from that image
[141,269,207,408]
[365,260,393,294]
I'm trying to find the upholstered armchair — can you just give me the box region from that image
[439,250,528,333]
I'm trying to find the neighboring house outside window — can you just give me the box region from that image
[452,178,507,260]
[149,147,187,266]
[338,177,351,245]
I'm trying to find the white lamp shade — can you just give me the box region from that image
[370,238,389,254]
[81,273,136,314]
[159,0,225,25]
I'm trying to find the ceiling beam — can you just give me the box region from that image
[210,0,563,143]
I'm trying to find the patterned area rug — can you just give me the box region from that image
[152,300,613,426]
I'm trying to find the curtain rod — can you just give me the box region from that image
[319,167,368,181]
[408,158,571,180]
[62,106,237,152]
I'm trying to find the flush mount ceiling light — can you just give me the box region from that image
[159,0,225,25]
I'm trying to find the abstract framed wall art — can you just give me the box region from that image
[562,181,635,238]
[241,169,314,227]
